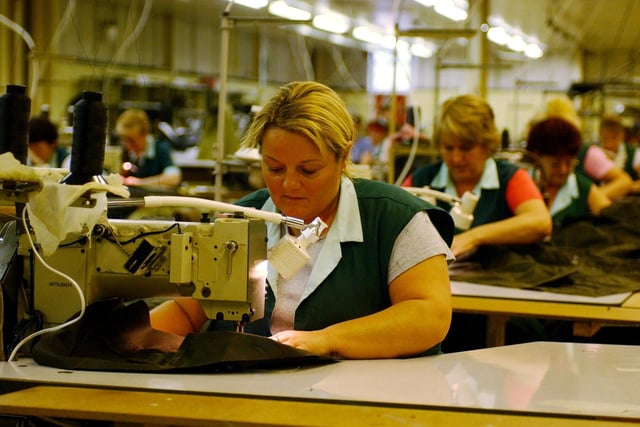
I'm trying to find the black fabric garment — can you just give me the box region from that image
[443,196,640,352]
[31,298,335,372]
[450,196,640,298]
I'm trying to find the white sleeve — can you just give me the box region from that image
[387,210,455,284]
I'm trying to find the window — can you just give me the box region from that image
[369,49,412,93]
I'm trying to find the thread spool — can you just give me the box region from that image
[0,85,31,164]
[61,91,108,185]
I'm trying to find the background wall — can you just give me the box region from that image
[0,0,636,155]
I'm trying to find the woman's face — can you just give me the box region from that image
[439,134,490,186]
[539,154,577,189]
[118,127,147,154]
[600,128,624,153]
[261,128,346,225]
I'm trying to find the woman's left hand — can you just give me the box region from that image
[270,330,333,356]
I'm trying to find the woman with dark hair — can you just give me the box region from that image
[527,117,611,227]
[28,116,69,168]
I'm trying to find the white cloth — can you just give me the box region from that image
[0,152,130,256]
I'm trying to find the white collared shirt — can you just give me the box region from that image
[263,177,453,333]
[431,157,500,198]
[549,172,580,217]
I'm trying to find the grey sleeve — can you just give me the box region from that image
[387,210,455,284]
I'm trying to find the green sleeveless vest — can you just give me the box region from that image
[235,179,453,356]
[411,159,518,232]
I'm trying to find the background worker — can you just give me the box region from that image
[404,94,551,258]
[403,94,551,353]
[526,117,612,228]
[540,96,633,199]
[27,116,70,169]
[115,109,182,191]
[598,114,640,193]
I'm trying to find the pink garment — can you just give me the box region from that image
[583,145,615,181]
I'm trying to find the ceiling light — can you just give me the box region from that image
[233,0,268,9]
[352,25,384,45]
[487,26,508,45]
[312,12,350,34]
[434,1,467,22]
[486,16,544,58]
[413,0,436,6]
[381,35,397,50]
[381,36,410,51]
[411,42,435,58]
[524,43,543,59]
[268,1,312,21]
[507,34,526,52]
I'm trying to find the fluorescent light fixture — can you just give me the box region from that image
[312,12,350,34]
[487,26,508,45]
[268,1,312,21]
[434,1,467,22]
[352,25,384,44]
[413,0,436,6]
[381,35,397,50]
[507,34,526,52]
[486,16,544,58]
[411,42,435,58]
[233,0,268,9]
[524,43,543,59]
[382,37,409,51]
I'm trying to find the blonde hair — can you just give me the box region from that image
[242,81,354,163]
[115,109,151,135]
[543,95,581,129]
[435,94,500,153]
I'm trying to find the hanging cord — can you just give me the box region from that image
[36,0,77,100]
[8,208,86,362]
[0,14,39,100]
[394,105,422,186]
[101,0,153,96]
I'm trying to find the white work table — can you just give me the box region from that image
[0,341,639,426]
[451,281,640,346]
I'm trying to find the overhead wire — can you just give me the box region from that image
[101,0,153,98]
[0,14,38,98]
[390,0,424,186]
[36,0,77,100]
[605,0,638,81]
[290,32,315,81]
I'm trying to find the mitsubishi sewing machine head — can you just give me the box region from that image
[21,214,268,327]
[0,86,309,337]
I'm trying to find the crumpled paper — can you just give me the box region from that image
[0,152,130,256]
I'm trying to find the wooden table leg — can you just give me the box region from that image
[486,314,509,347]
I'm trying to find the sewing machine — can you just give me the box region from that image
[15,213,269,327]
[0,90,319,362]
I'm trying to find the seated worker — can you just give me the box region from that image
[115,109,182,191]
[404,94,551,258]
[350,119,389,166]
[150,81,455,359]
[526,117,612,228]
[351,118,389,180]
[599,114,640,193]
[402,94,551,353]
[27,116,70,168]
[575,140,633,199]
[541,95,632,199]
